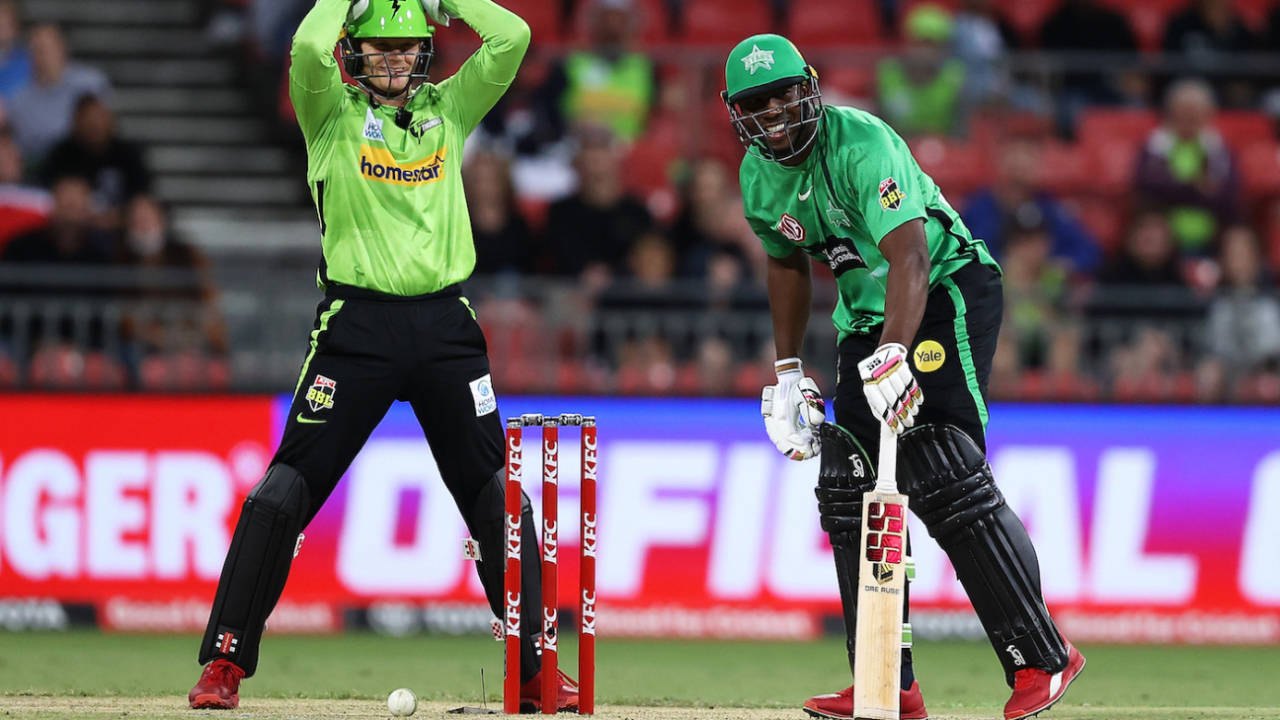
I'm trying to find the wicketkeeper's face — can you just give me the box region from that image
[359,38,424,95]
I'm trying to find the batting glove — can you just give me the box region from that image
[761,358,826,460]
[421,0,453,26]
[857,343,922,434]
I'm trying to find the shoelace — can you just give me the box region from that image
[557,670,579,690]
[204,661,242,689]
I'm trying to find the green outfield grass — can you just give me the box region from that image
[1,631,1278,718]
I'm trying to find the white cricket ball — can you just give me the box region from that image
[387,687,417,716]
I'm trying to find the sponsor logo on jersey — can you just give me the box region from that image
[741,44,775,75]
[469,373,497,416]
[879,177,905,211]
[821,235,867,276]
[409,116,443,141]
[363,108,385,142]
[359,145,446,186]
[913,340,946,372]
[306,374,336,412]
[776,213,805,243]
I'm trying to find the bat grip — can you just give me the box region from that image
[875,424,898,494]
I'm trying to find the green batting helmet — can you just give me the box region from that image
[723,34,824,162]
[340,0,435,100]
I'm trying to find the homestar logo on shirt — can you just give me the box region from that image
[359,145,447,186]
[363,108,385,142]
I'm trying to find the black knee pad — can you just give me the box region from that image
[815,423,875,542]
[199,463,311,676]
[466,469,543,683]
[899,424,1004,544]
[899,424,1068,683]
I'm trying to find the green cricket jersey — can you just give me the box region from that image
[741,105,999,341]
[291,0,530,295]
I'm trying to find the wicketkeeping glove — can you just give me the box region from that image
[761,358,826,460]
[421,0,453,26]
[856,342,923,434]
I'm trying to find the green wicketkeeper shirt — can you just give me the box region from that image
[291,0,529,295]
[740,105,999,341]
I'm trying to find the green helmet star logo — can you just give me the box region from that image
[741,44,775,75]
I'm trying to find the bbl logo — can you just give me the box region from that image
[306,374,336,412]
[878,177,906,211]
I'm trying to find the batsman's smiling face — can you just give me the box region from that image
[360,38,421,95]
[736,83,812,154]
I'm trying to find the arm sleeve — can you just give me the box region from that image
[849,127,928,245]
[289,0,348,142]
[749,216,797,259]
[436,0,531,137]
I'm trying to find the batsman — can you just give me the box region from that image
[726,35,1086,720]
[187,0,578,712]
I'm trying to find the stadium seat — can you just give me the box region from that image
[1038,140,1093,195]
[910,136,992,201]
[1077,108,1158,149]
[1073,198,1125,253]
[0,351,17,388]
[1214,111,1276,154]
[995,0,1062,45]
[1094,0,1184,53]
[787,0,883,48]
[1239,141,1280,198]
[681,0,772,46]
[501,0,563,46]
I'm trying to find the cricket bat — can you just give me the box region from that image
[852,424,907,720]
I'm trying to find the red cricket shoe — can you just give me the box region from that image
[1004,643,1087,720]
[803,681,929,719]
[519,668,579,713]
[188,658,245,709]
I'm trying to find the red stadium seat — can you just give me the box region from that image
[910,136,992,201]
[1073,198,1125,253]
[500,0,563,46]
[682,0,772,46]
[787,0,883,48]
[1038,140,1093,195]
[1239,141,1280,198]
[1094,0,1184,53]
[995,0,1062,44]
[1214,111,1276,154]
[1077,108,1158,149]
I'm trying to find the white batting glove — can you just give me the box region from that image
[421,0,453,26]
[856,343,923,434]
[761,358,826,460]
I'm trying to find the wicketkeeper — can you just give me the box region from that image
[726,34,1086,720]
[188,0,578,711]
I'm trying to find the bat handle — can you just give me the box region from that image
[876,424,898,494]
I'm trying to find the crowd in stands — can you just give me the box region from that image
[3,0,1280,403]
[0,0,225,389]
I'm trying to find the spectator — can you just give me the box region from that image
[0,0,30,100]
[41,94,152,229]
[464,149,534,276]
[677,336,737,397]
[1038,0,1142,132]
[542,128,652,283]
[1096,211,1185,289]
[951,0,1031,112]
[999,215,1070,369]
[2,175,112,267]
[1163,0,1260,107]
[962,131,1101,271]
[538,0,656,144]
[1135,78,1241,253]
[0,128,50,254]
[877,3,967,137]
[9,24,111,165]
[1204,225,1280,373]
[117,194,228,359]
[670,157,755,277]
